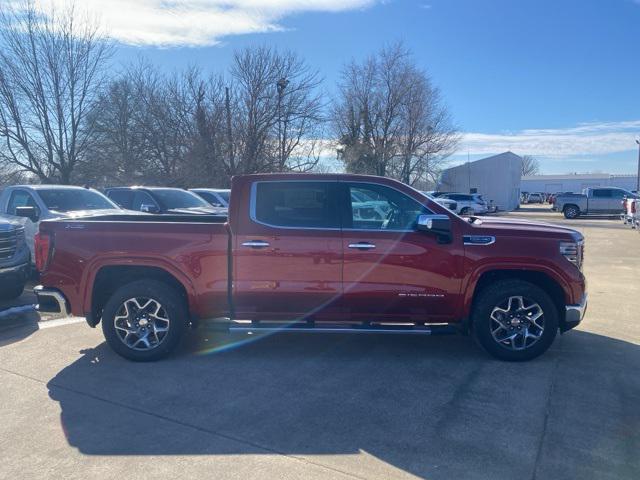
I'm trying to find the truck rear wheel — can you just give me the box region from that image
[101,280,188,361]
[563,205,580,219]
[472,280,558,361]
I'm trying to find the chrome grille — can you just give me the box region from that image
[0,228,18,260]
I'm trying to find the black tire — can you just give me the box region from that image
[472,280,559,361]
[563,205,580,219]
[0,281,25,300]
[101,279,188,361]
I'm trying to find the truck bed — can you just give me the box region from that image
[39,215,231,321]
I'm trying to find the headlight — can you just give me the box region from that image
[14,227,25,247]
[560,240,584,270]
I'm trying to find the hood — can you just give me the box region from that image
[470,216,583,240]
[50,208,128,219]
[0,216,22,231]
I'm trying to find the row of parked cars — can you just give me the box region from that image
[0,185,230,300]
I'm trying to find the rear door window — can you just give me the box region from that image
[253,182,339,229]
[592,189,612,198]
[107,190,134,209]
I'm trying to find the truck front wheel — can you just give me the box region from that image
[472,280,559,361]
[101,280,188,361]
[563,205,580,219]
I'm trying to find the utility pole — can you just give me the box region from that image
[225,86,235,177]
[636,139,640,192]
[276,78,289,171]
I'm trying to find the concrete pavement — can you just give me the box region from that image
[1,205,639,479]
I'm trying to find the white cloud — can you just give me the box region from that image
[25,0,378,46]
[461,120,640,157]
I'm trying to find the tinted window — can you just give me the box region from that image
[194,191,218,205]
[347,183,429,230]
[216,191,230,204]
[7,190,39,216]
[610,189,628,198]
[152,189,209,209]
[38,189,116,211]
[254,182,339,228]
[447,194,471,201]
[107,190,134,209]
[592,189,612,198]
[132,191,158,211]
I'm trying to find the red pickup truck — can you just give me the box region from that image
[34,174,587,362]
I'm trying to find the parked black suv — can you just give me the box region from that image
[0,217,30,300]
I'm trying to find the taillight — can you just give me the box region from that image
[35,232,51,272]
[632,201,637,214]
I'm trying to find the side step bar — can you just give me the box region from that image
[228,323,458,335]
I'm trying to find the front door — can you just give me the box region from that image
[589,189,612,213]
[233,180,343,321]
[341,182,463,323]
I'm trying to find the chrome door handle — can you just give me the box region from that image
[242,240,270,248]
[348,242,376,250]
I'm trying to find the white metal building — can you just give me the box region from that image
[521,173,638,194]
[439,152,523,211]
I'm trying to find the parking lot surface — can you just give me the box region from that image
[1,205,639,479]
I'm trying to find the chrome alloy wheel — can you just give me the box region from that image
[489,296,544,351]
[114,297,170,351]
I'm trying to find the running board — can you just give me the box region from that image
[227,323,457,335]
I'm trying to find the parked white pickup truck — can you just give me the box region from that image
[0,185,121,259]
[555,187,637,219]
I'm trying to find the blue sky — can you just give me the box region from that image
[38,0,640,174]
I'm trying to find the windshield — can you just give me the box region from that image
[38,189,117,212]
[217,191,230,203]
[152,189,210,209]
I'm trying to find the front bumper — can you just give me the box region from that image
[562,294,587,332]
[34,285,70,317]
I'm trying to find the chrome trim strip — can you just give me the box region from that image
[247,179,440,232]
[34,285,70,317]
[241,240,270,248]
[229,325,433,335]
[463,235,496,246]
[0,262,29,274]
[348,243,376,249]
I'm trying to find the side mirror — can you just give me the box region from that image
[15,206,39,222]
[140,204,160,214]
[416,214,452,243]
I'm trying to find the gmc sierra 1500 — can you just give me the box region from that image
[34,174,587,362]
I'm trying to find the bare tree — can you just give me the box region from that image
[332,43,458,185]
[0,1,113,183]
[522,155,541,176]
[229,46,324,175]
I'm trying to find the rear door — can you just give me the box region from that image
[340,181,463,323]
[233,180,343,321]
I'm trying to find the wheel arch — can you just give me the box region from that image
[88,265,191,327]
[463,269,567,332]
